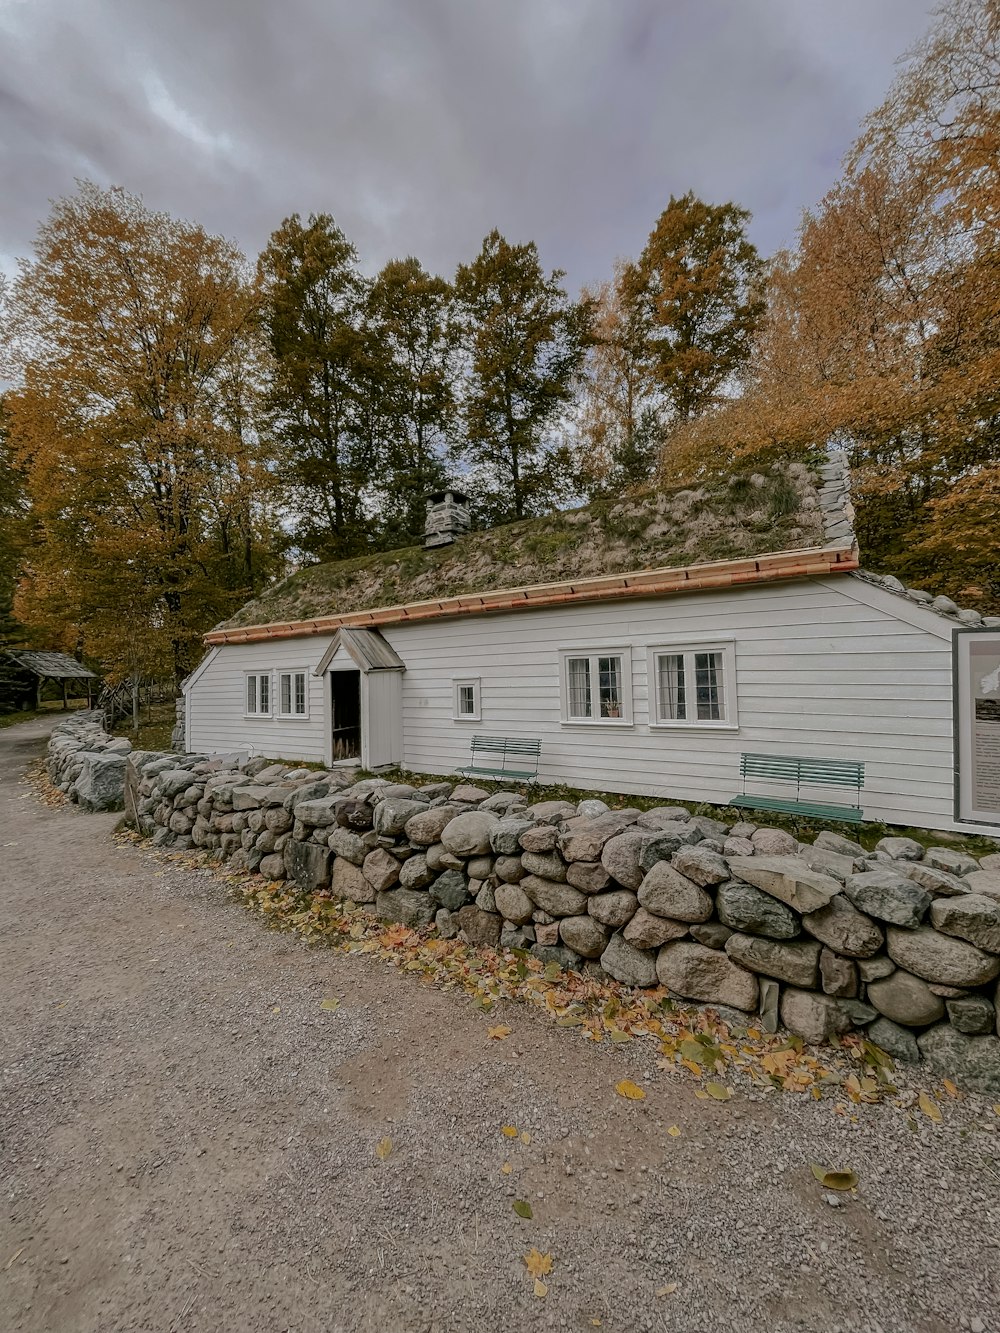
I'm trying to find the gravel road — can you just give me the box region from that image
[2,717,999,1333]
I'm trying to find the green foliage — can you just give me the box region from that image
[454,230,593,523]
[259,213,374,561]
[635,192,765,424]
[366,257,455,546]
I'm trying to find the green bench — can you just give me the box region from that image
[458,735,542,784]
[730,752,865,824]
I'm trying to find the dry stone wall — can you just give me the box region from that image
[54,727,1000,1093]
[46,711,138,811]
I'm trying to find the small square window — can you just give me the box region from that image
[649,644,736,728]
[560,650,632,724]
[277,670,309,718]
[245,672,272,717]
[453,677,481,722]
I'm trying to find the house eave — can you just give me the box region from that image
[204,545,860,647]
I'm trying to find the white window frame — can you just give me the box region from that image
[244,670,273,718]
[277,669,310,720]
[453,676,481,722]
[647,641,738,730]
[558,648,633,726]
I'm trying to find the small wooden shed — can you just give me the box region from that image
[2,650,98,710]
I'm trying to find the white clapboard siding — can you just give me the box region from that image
[374,574,978,833]
[186,638,332,763]
[184,573,996,836]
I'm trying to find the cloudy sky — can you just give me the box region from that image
[1,0,935,290]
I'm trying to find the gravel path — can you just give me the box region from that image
[2,717,999,1333]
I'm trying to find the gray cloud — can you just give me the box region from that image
[1,0,935,289]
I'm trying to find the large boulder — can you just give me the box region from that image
[566,861,612,893]
[622,908,687,949]
[441,810,499,857]
[923,847,980,876]
[559,915,610,959]
[599,933,659,987]
[946,995,996,1035]
[520,875,587,918]
[917,1025,1000,1094]
[74,752,127,811]
[520,851,568,882]
[930,894,1000,954]
[780,989,852,1044]
[327,827,368,864]
[843,870,931,928]
[495,883,534,925]
[284,839,330,892]
[428,870,470,911]
[796,843,862,883]
[868,1017,921,1063]
[376,889,437,928]
[716,880,800,940]
[489,817,536,856]
[457,906,502,946]
[801,895,884,958]
[900,862,971,897]
[587,889,639,929]
[671,845,729,886]
[875,836,924,861]
[373,797,428,837]
[637,863,713,922]
[362,848,400,893]
[601,830,650,889]
[295,795,345,827]
[656,941,759,1011]
[331,856,374,903]
[725,856,840,914]
[398,853,434,890]
[959,870,1000,902]
[724,935,821,988]
[402,804,461,845]
[558,812,638,862]
[867,970,945,1026]
[886,925,1000,987]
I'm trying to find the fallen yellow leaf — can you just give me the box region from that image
[375,1136,392,1161]
[705,1082,732,1102]
[533,1279,548,1298]
[524,1248,553,1279]
[615,1079,646,1101]
[501,1125,518,1138]
[320,997,340,1011]
[520,1131,532,1145]
[810,1163,857,1191]
[500,1161,512,1175]
[488,1025,512,1040]
[667,1125,681,1138]
[656,1283,678,1297]
[918,1092,942,1123]
[942,1078,959,1099]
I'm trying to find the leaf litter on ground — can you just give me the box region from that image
[116,834,980,1121]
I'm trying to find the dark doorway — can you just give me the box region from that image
[330,670,361,761]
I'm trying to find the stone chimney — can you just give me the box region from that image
[424,489,472,548]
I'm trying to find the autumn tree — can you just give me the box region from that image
[258,214,374,560]
[572,260,662,496]
[667,0,1000,610]
[636,193,765,427]
[454,230,592,523]
[1,183,279,681]
[365,257,456,546]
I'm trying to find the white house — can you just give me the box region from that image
[183,460,1000,838]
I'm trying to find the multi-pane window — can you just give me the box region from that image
[651,645,735,726]
[562,652,630,722]
[453,677,481,721]
[278,670,308,718]
[245,672,271,717]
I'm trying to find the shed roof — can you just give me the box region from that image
[5,650,97,680]
[208,451,856,646]
[314,628,406,674]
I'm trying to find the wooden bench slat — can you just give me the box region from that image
[459,735,542,784]
[732,750,865,825]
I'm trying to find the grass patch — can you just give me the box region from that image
[111,699,177,753]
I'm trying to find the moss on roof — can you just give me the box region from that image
[221,456,828,630]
